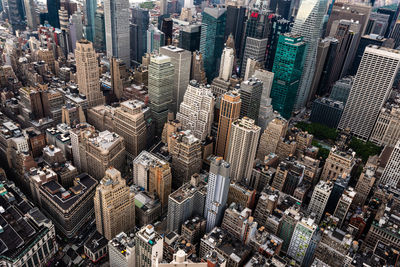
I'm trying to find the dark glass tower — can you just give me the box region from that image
[6,0,26,32]
[130,7,149,65]
[84,0,96,42]
[224,5,246,57]
[94,7,106,51]
[265,15,291,71]
[270,34,306,119]
[161,17,173,45]
[47,0,60,28]
[179,24,201,52]
[199,7,226,82]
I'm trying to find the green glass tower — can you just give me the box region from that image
[270,34,306,119]
[199,7,226,82]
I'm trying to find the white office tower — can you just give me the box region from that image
[291,0,328,110]
[104,0,130,66]
[287,217,318,266]
[380,140,400,187]
[226,117,261,183]
[308,180,333,223]
[160,46,192,113]
[176,81,215,140]
[254,69,275,131]
[339,46,400,141]
[204,156,231,232]
[219,47,235,82]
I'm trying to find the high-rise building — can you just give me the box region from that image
[287,217,318,266]
[320,146,356,181]
[353,162,377,208]
[161,18,173,45]
[147,25,165,53]
[329,76,353,104]
[94,6,106,51]
[239,78,263,122]
[47,0,61,28]
[114,100,147,158]
[191,51,207,85]
[270,34,306,119]
[240,37,268,79]
[254,69,275,131]
[370,105,400,147]
[130,7,149,65]
[75,39,105,108]
[160,46,192,113]
[210,46,235,98]
[179,24,201,52]
[94,168,135,240]
[215,91,241,159]
[176,81,214,140]
[338,46,400,141]
[84,0,96,42]
[256,116,287,160]
[333,187,356,227]
[291,0,328,110]
[167,174,207,233]
[366,12,390,37]
[308,180,333,223]
[109,232,135,267]
[170,130,202,188]
[226,117,261,183]
[278,205,302,253]
[204,156,231,232]
[380,140,400,187]
[104,0,130,66]
[24,0,39,30]
[309,97,344,129]
[135,225,164,266]
[199,7,227,82]
[148,55,174,136]
[224,5,246,57]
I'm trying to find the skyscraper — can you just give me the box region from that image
[47,0,60,28]
[75,39,105,108]
[94,6,106,51]
[160,46,192,113]
[191,52,207,85]
[199,7,227,82]
[338,46,400,141]
[130,7,149,65]
[84,0,96,42]
[215,91,241,159]
[254,69,275,131]
[179,24,201,52]
[291,0,328,110]
[147,25,165,53]
[256,116,288,160]
[270,34,306,119]
[104,0,130,66]
[224,5,246,57]
[176,81,214,141]
[204,156,231,232]
[226,117,261,183]
[210,46,235,98]
[380,140,400,187]
[148,55,174,136]
[308,180,333,223]
[240,37,268,78]
[239,78,263,122]
[94,167,135,240]
[24,0,39,30]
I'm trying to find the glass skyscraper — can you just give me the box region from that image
[84,0,96,42]
[270,34,306,119]
[199,7,226,82]
[130,7,149,65]
[291,0,328,110]
[47,0,60,28]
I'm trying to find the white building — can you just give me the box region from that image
[204,156,231,232]
[160,46,192,113]
[108,232,135,267]
[338,46,400,140]
[135,225,164,266]
[219,47,235,82]
[176,81,215,141]
[133,150,168,190]
[156,250,207,266]
[254,69,275,131]
[291,0,328,110]
[226,117,261,183]
[380,140,400,187]
[308,180,333,223]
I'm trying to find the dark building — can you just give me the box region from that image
[377,8,396,37]
[47,0,60,28]
[350,34,393,75]
[94,7,106,51]
[224,5,246,57]
[6,0,26,33]
[310,97,344,129]
[325,173,350,214]
[265,15,291,71]
[130,7,149,65]
[179,24,201,52]
[161,18,173,45]
[277,0,293,20]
